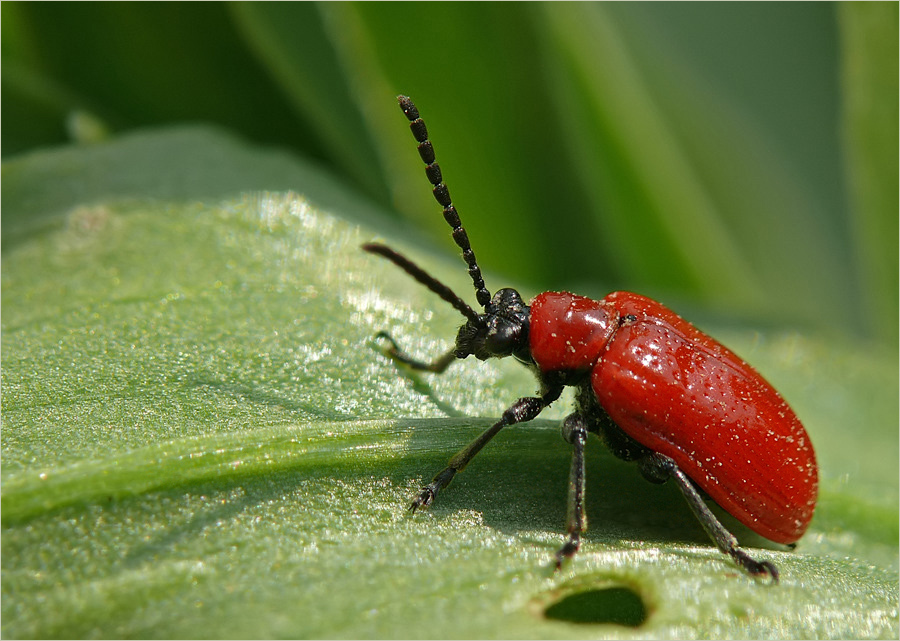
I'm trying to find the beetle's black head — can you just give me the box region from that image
[456,288,531,364]
[363,96,536,371]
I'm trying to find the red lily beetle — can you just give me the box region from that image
[364,95,818,581]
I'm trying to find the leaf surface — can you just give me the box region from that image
[2,128,897,639]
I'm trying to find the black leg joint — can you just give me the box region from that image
[561,413,589,446]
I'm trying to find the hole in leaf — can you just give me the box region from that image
[544,586,647,626]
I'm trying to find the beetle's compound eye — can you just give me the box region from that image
[483,316,523,356]
[480,288,530,359]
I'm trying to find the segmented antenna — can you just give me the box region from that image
[398,95,492,311]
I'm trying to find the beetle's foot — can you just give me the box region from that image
[373,330,397,346]
[751,560,780,584]
[372,330,404,358]
[409,468,457,513]
[733,550,779,584]
[373,331,457,373]
[554,534,581,570]
[409,486,436,513]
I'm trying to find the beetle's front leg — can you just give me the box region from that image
[410,389,562,512]
[373,330,457,373]
[555,413,589,568]
[639,453,779,582]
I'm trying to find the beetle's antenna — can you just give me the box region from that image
[398,95,493,312]
[362,242,482,325]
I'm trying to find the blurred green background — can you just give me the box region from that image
[4,2,896,346]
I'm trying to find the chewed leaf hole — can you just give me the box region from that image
[543,586,647,626]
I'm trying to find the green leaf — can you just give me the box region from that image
[229,3,392,203]
[2,129,897,639]
[838,2,900,346]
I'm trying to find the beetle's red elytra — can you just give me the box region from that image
[363,95,818,582]
[530,290,817,545]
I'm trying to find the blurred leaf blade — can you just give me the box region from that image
[538,3,861,334]
[838,2,899,347]
[230,2,392,203]
[327,2,602,289]
[0,3,318,157]
[2,3,895,346]
[542,3,760,301]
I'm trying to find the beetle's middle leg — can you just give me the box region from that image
[555,413,589,568]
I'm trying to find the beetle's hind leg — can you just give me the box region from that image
[639,453,779,583]
[373,330,457,373]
